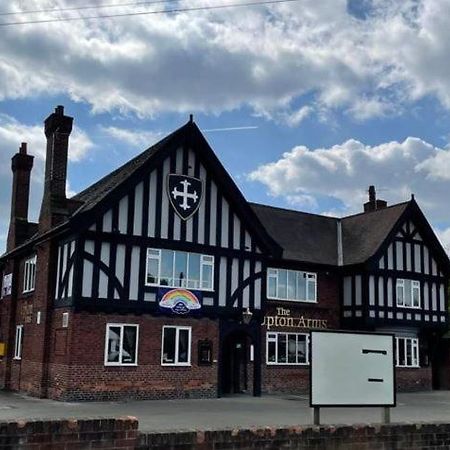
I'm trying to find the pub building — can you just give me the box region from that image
[0,106,448,401]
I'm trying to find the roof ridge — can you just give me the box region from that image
[72,122,190,201]
[341,200,410,220]
[249,202,339,220]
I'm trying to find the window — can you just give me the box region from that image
[161,326,191,366]
[104,324,138,366]
[266,332,309,365]
[267,268,316,302]
[23,255,37,293]
[14,325,23,360]
[146,249,214,291]
[396,337,419,368]
[396,279,420,308]
[62,312,69,328]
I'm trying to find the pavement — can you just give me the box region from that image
[0,390,450,432]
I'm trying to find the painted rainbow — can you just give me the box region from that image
[159,288,201,314]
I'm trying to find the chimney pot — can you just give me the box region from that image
[364,185,387,212]
[7,144,34,251]
[39,105,73,231]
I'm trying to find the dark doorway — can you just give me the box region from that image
[221,331,250,395]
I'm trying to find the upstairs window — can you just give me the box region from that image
[23,255,37,293]
[396,279,420,308]
[146,249,214,291]
[267,268,316,302]
[396,337,419,368]
[104,324,138,366]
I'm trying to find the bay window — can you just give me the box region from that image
[267,268,316,302]
[146,249,214,291]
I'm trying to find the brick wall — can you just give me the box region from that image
[396,367,432,391]
[137,423,450,450]
[0,417,138,450]
[262,271,339,395]
[47,312,219,401]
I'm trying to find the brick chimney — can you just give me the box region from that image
[6,143,34,252]
[39,105,73,232]
[364,185,387,212]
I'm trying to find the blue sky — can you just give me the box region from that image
[2,0,450,252]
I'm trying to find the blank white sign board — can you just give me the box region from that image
[310,331,395,407]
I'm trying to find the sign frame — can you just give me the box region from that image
[309,329,396,408]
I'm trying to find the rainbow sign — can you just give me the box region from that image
[158,288,202,315]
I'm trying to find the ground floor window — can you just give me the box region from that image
[104,324,138,366]
[162,326,191,366]
[396,336,419,368]
[14,325,23,360]
[266,332,309,365]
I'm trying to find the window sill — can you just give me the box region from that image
[266,363,309,366]
[104,363,138,367]
[13,357,21,361]
[267,297,317,304]
[161,363,192,367]
[396,305,421,310]
[396,365,420,369]
[145,284,214,293]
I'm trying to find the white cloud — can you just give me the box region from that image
[100,126,163,148]
[248,136,450,226]
[0,113,94,251]
[1,0,450,122]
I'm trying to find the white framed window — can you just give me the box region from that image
[396,337,419,368]
[161,326,191,366]
[62,312,69,328]
[23,255,37,293]
[146,249,214,291]
[267,268,317,302]
[396,279,420,308]
[104,324,139,366]
[14,325,24,360]
[266,332,309,365]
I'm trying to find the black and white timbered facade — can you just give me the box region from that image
[0,106,449,401]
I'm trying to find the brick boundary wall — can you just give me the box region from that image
[0,417,138,450]
[137,423,450,450]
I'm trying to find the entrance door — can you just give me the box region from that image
[222,332,248,395]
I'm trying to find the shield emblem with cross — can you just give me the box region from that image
[167,174,203,220]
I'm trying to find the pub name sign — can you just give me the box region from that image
[263,307,328,331]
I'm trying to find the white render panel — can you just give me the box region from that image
[431,283,437,311]
[133,182,143,236]
[118,196,128,234]
[423,246,429,274]
[387,244,394,270]
[424,282,429,309]
[355,275,362,306]
[197,164,207,244]
[148,171,157,237]
[396,242,403,270]
[254,261,262,309]
[378,277,384,306]
[160,158,170,239]
[343,277,352,306]
[440,284,445,312]
[218,257,227,307]
[243,260,250,308]
[406,243,412,272]
[209,182,217,246]
[221,198,229,247]
[414,244,421,273]
[103,209,112,233]
[129,247,140,301]
[387,278,393,307]
[82,260,94,298]
[369,276,375,306]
